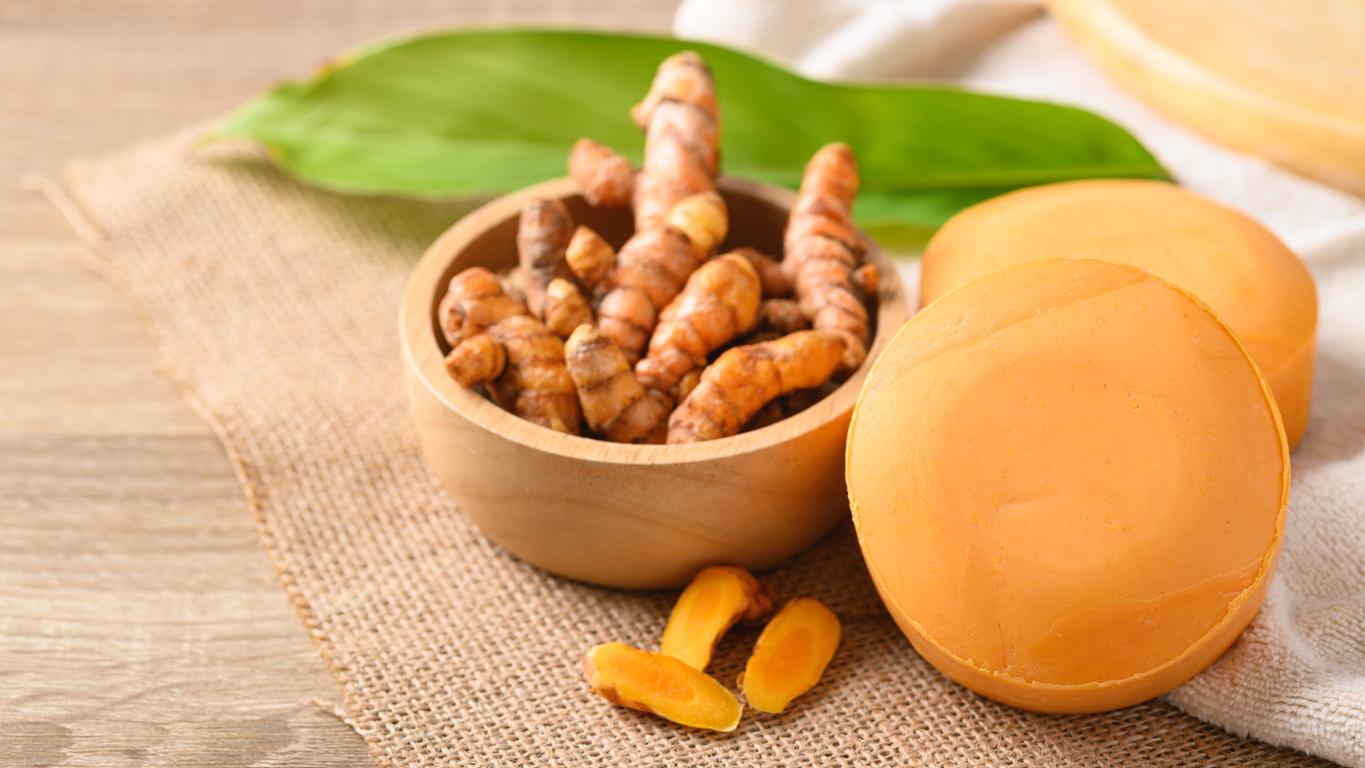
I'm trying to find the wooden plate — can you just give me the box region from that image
[1049,0,1365,195]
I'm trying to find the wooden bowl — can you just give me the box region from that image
[400,177,909,589]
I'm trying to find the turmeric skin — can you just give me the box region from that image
[635,253,762,396]
[438,266,526,344]
[597,52,721,362]
[600,190,731,366]
[438,267,580,434]
[668,330,846,443]
[517,198,576,318]
[664,190,729,257]
[569,138,635,208]
[784,143,872,373]
[445,334,506,387]
[736,247,792,298]
[564,324,671,443]
[661,566,773,671]
[565,226,616,292]
[584,642,742,732]
[498,267,528,305]
[597,227,697,363]
[675,369,702,402]
[853,263,880,300]
[543,278,593,340]
[757,299,809,336]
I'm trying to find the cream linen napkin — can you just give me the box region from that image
[676,1,1365,764]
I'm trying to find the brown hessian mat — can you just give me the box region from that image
[42,128,1330,767]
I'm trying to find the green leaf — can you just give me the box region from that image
[214,28,1167,239]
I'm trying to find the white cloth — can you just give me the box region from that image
[676,2,1365,764]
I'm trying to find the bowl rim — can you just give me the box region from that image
[400,176,909,466]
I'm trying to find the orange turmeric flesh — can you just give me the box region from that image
[739,598,841,714]
[661,566,774,671]
[848,259,1288,714]
[583,642,742,732]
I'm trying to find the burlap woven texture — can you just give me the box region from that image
[51,129,1330,767]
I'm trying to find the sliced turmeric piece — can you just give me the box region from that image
[739,598,841,714]
[660,565,774,671]
[583,642,742,732]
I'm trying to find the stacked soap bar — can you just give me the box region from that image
[847,181,1309,713]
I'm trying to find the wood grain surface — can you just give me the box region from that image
[1048,0,1365,196]
[0,2,676,766]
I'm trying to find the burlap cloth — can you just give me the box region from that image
[43,128,1336,766]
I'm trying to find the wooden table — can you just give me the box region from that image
[0,2,675,765]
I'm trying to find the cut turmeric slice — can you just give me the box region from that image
[739,598,840,714]
[661,565,774,671]
[583,642,742,732]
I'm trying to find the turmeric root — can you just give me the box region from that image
[675,369,702,402]
[445,334,506,387]
[784,143,872,373]
[631,51,719,135]
[635,253,762,395]
[438,267,580,434]
[584,642,742,732]
[630,52,719,228]
[543,278,593,339]
[736,247,792,298]
[739,598,841,714]
[438,267,526,345]
[564,325,670,443]
[664,191,729,257]
[598,52,721,361]
[668,330,846,443]
[661,566,774,671]
[852,263,880,300]
[757,299,809,336]
[498,267,528,305]
[565,226,616,291]
[517,198,576,318]
[569,138,635,208]
[597,227,698,363]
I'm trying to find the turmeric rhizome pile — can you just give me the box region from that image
[848,259,1288,713]
[440,51,880,443]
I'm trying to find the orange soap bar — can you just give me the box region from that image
[848,259,1288,713]
[921,180,1317,447]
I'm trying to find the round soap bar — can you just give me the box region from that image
[848,259,1288,714]
[921,180,1317,448]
